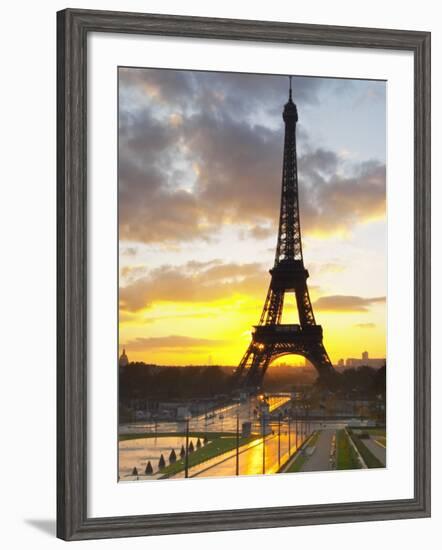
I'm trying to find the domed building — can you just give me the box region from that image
[119,348,129,368]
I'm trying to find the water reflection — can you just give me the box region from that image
[118,392,321,481]
[119,436,198,479]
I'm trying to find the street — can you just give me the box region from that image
[300,429,335,472]
[174,422,311,479]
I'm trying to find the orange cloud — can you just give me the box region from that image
[123,334,226,351]
[119,260,268,312]
[313,295,385,313]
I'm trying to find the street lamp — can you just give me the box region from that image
[259,399,267,475]
[235,404,240,476]
[262,415,266,475]
[184,414,190,479]
[277,413,281,467]
[304,405,307,440]
[288,417,291,455]
[301,406,305,443]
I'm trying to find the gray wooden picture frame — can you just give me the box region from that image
[57,8,431,541]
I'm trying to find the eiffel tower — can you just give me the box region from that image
[234,77,336,391]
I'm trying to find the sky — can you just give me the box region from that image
[118,67,386,367]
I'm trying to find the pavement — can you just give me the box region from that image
[300,429,335,472]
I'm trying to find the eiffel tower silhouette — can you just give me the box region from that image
[234,77,336,391]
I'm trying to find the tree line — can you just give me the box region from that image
[119,363,386,401]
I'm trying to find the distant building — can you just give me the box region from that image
[119,348,129,367]
[345,351,385,368]
[337,358,344,367]
[176,406,191,420]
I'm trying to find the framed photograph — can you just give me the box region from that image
[57,8,431,541]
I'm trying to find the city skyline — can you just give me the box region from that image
[119,348,386,368]
[119,68,386,366]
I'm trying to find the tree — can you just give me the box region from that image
[373,365,386,396]
[132,467,138,476]
[188,441,194,453]
[145,461,153,475]
[180,444,186,458]
[169,449,177,464]
[196,438,202,449]
[158,454,166,470]
[119,364,231,401]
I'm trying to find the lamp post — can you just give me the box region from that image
[262,414,266,475]
[277,414,281,467]
[306,405,309,437]
[184,415,190,479]
[305,406,308,440]
[235,405,240,476]
[259,396,266,475]
[288,417,291,455]
[301,406,305,443]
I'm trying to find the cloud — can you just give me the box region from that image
[118,68,385,246]
[354,322,376,329]
[124,335,225,351]
[308,261,345,276]
[118,113,205,243]
[300,159,386,237]
[120,246,138,257]
[313,295,385,312]
[119,310,143,323]
[119,68,325,119]
[119,309,212,325]
[246,224,275,239]
[119,260,267,312]
[120,265,148,282]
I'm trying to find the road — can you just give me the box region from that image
[120,394,291,436]
[363,436,386,466]
[173,422,311,479]
[120,420,341,480]
[300,429,335,472]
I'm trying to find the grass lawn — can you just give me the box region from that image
[159,435,258,478]
[353,428,386,438]
[348,430,384,468]
[336,429,361,470]
[119,431,233,442]
[307,430,321,448]
[285,451,308,473]
[284,430,322,473]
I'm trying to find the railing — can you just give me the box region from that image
[254,324,301,334]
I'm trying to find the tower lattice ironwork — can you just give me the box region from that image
[233,77,336,390]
